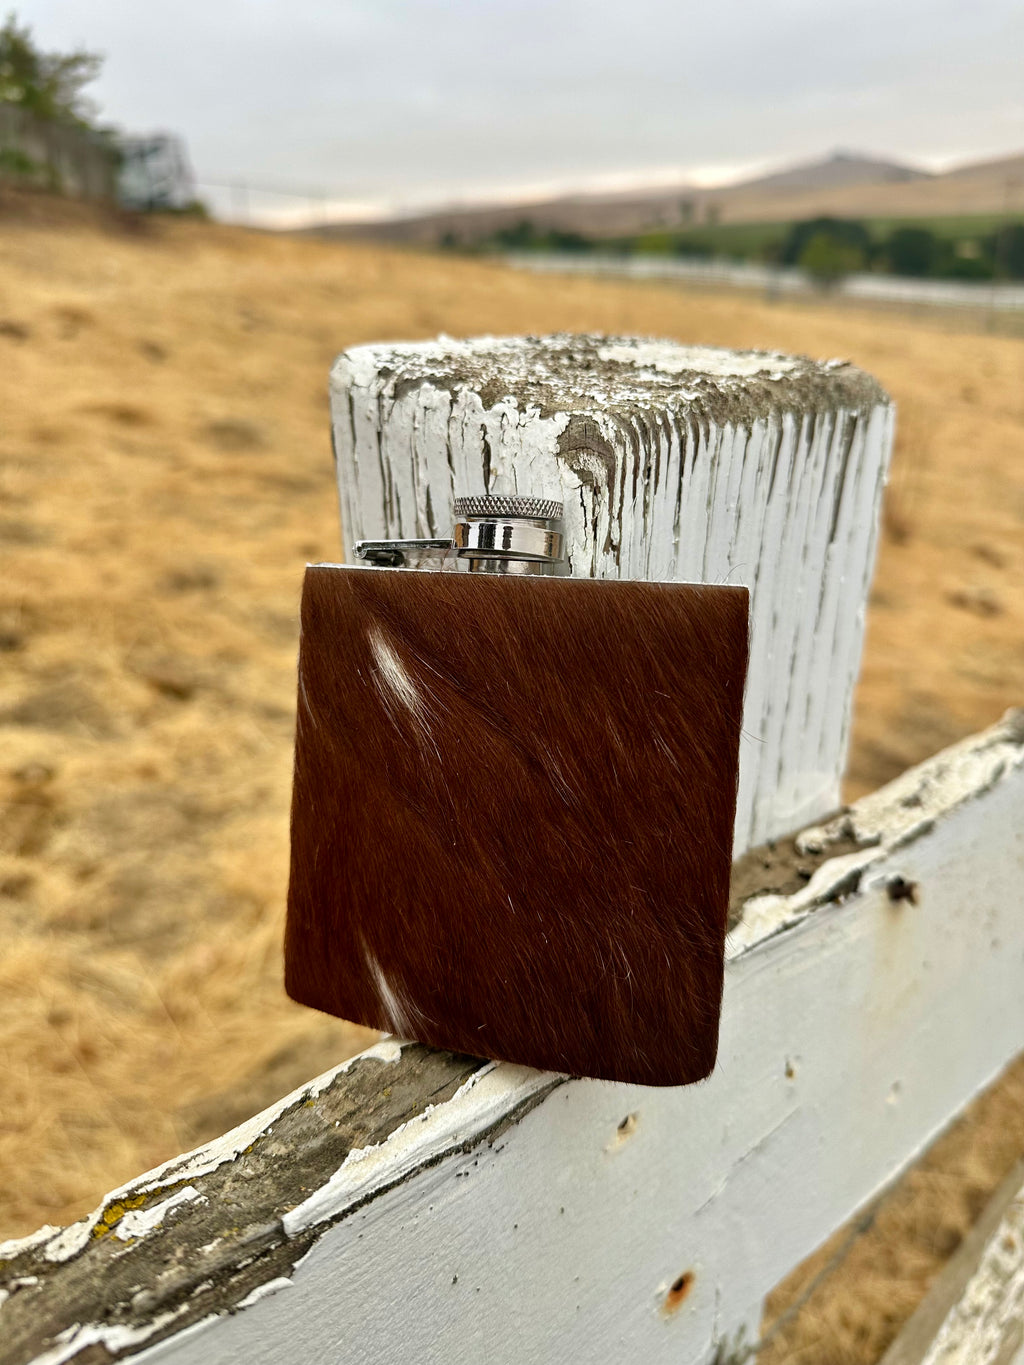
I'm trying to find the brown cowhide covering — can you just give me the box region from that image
[286,565,748,1086]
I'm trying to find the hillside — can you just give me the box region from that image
[734,149,928,193]
[1,206,1023,1362]
[716,149,1024,225]
[330,148,1024,245]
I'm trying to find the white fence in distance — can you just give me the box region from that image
[507,251,1024,312]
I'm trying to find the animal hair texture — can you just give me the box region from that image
[286,565,749,1086]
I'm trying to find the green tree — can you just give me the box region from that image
[799,232,863,289]
[993,222,1024,280]
[488,220,593,254]
[492,219,540,250]
[0,13,103,127]
[883,227,938,277]
[781,217,872,267]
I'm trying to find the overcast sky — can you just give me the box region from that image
[19,0,1024,221]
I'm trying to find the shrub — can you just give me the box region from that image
[781,217,872,267]
[883,227,938,277]
[993,223,1024,279]
[798,232,864,288]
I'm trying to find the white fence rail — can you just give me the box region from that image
[3,713,1022,1365]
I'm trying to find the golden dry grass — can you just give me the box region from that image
[1,205,1022,1359]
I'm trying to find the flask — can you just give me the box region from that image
[285,494,748,1085]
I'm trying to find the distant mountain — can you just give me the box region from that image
[936,150,1024,186]
[731,150,930,195]
[724,150,1024,223]
[314,149,1024,246]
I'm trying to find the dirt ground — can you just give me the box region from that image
[1,200,1022,1359]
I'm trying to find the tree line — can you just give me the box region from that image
[464,214,1024,284]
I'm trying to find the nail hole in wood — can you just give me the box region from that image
[662,1269,695,1315]
[887,875,919,905]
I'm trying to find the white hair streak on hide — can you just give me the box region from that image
[364,949,415,1039]
[368,625,422,719]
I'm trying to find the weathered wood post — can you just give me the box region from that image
[5,335,1023,1365]
[331,334,893,847]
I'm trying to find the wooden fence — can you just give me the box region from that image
[2,335,1022,1365]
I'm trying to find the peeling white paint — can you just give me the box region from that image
[329,333,893,850]
[596,340,799,378]
[730,708,1024,958]
[29,1040,407,1264]
[282,1062,555,1236]
[112,1188,206,1242]
[30,1305,192,1365]
[41,1221,95,1266]
[234,1279,293,1310]
[0,1225,62,1261]
[139,1038,404,1192]
[799,709,1024,855]
[727,848,874,958]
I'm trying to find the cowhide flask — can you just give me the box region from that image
[285,498,749,1086]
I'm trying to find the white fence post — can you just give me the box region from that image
[329,333,894,848]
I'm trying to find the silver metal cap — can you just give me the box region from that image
[354,494,566,574]
[452,494,565,575]
[453,495,564,522]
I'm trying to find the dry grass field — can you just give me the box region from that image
[1,197,1022,1360]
